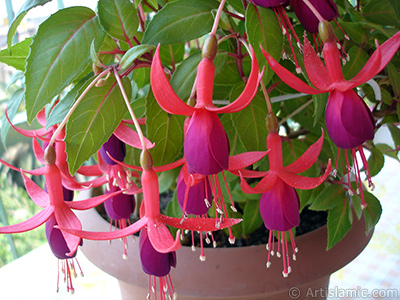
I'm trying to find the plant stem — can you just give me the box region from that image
[113,67,147,150]
[260,79,273,114]
[48,69,110,149]
[210,0,227,36]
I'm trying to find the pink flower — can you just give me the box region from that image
[45,216,83,293]
[139,227,177,300]
[240,128,331,276]
[150,37,262,175]
[262,25,400,205]
[0,147,123,255]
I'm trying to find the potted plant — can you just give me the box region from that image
[0,0,398,299]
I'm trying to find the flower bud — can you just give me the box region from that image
[266,112,278,133]
[92,63,103,75]
[318,20,335,44]
[44,146,57,165]
[202,35,218,60]
[140,149,153,170]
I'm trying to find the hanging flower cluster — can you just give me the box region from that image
[0,0,398,298]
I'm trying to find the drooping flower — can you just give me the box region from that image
[262,22,400,205]
[176,164,212,216]
[45,216,84,294]
[139,227,177,300]
[292,0,338,34]
[240,118,331,276]
[60,149,242,254]
[151,34,262,175]
[0,146,123,256]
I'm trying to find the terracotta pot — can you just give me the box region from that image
[75,206,373,300]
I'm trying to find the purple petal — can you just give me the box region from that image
[292,0,338,33]
[259,178,300,231]
[46,216,81,259]
[139,228,176,277]
[326,90,375,149]
[104,185,135,219]
[176,170,211,215]
[185,111,230,175]
[100,134,126,165]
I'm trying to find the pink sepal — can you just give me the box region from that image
[284,130,325,173]
[147,218,181,253]
[59,216,148,240]
[162,215,242,232]
[22,171,49,207]
[261,46,323,95]
[0,206,53,233]
[228,150,269,170]
[114,122,155,149]
[279,159,332,190]
[151,45,195,116]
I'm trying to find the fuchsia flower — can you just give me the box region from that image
[0,147,123,257]
[292,0,338,33]
[139,227,177,300]
[240,124,331,276]
[61,150,241,254]
[177,164,212,216]
[45,216,84,293]
[262,24,400,204]
[150,35,262,175]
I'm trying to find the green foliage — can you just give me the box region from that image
[24,7,106,123]
[142,0,219,45]
[0,0,398,258]
[65,74,130,174]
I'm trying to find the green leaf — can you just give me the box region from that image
[159,44,185,66]
[1,89,25,146]
[342,47,370,80]
[230,86,268,152]
[7,0,52,52]
[312,93,328,127]
[166,190,182,236]
[363,191,382,234]
[327,199,352,250]
[387,62,400,98]
[363,0,398,26]
[245,5,283,84]
[337,22,366,44]
[142,0,219,45]
[0,38,32,71]
[375,143,399,161]
[97,0,139,42]
[366,146,385,177]
[145,91,185,166]
[242,200,263,235]
[169,52,228,100]
[65,74,130,174]
[119,45,155,71]
[309,185,345,211]
[90,40,103,67]
[158,168,180,194]
[388,123,400,149]
[46,74,92,129]
[24,7,106,124]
